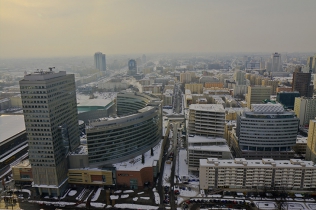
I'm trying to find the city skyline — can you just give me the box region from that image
[0,0,316,58]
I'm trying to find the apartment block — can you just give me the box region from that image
[200,158,316,190]
[294,97,316,127]
[188,104,225,137]
[246,86,271,108]
[306,119,316,163]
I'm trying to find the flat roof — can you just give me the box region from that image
[114,140,163,171]
[77,94,113,107]
[200,158,316,168]
[0,115,25,143]
[188,145,231,152]
[188,135,227,143]
[189,104,225,112]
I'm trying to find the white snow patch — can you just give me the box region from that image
[121,194,129,198]
[114,190,122,193]
[140,197,150,200]
[68,190,77,197]
[133,197,138,201]
[91,202,106,208]
[137,192,144,194]
[91,188,102,202]
[123,190,134,193]
[110,195,119,200]
[154,192,160,204]
[115,204,159,209]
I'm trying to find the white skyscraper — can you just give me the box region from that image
[94,52,106,71]
[271,52,282,72]
[19,69,80,196]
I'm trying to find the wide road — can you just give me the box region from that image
[158,137,170,209]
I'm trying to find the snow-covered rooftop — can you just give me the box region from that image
[113,140,162,171]
[188,135,227,143]
[0,115,25,143]
[189,104,225,112]
[200,158,316,168]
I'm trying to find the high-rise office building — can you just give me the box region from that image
[271,52,282,72]
[19,70,79,196]
[233,104,298,159]
[292,66,313,97]
[128,59,137,75]
[307,54,316,73]
[94,52,106,71]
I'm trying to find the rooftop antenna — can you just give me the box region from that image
[48,67,55,71]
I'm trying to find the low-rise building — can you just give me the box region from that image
[187,136,232,172]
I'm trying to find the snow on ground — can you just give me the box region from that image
[284,202,311,210]
[91,187,102,202]
[177,197,184,205]
[123,190,134,193]
[176,148,188,178]
[61,188,71,199]
[133,197,138,201]
[137,192,144,194]
[306,203,316,209]
[110,195,119,200]
[140,197,150,200]
[180,189,198,197]
[154,192,160,204]
[84,190,94,201]
[76,188,87,200]
[21,189,31,195]
[254,201,277,209]
[91,202,106,208]
[163,161,172,186]
[114,190,122,193]
[68,190,77,196]
[29,200,76,206]
[121,194,129,198]
[115,204,159,209]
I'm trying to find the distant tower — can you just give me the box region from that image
[307,54,316,73]
[271,52,282,72]
[142,54,147,64]
[128,59,137,75]
[94,52,106,71]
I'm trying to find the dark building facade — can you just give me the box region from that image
[292,66,313,97]
[276,91,300,109]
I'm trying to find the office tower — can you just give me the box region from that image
[306,119,316,163]
[234,70,246,85]
[294,97,316,127]
[307,54,316,73]
[271,52,282,72]
[276,91,300,109]
[142,54,147,64]
[19,70,79,196]
[292,66,313,97]
[128,59,137,75]
[246,86,271,108]
[234,104,298,159]
[94,52,106,71]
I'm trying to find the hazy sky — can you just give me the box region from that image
[0,0,315,58]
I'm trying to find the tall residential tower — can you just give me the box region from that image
[19,70,79,196]
[94,52,106,71]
